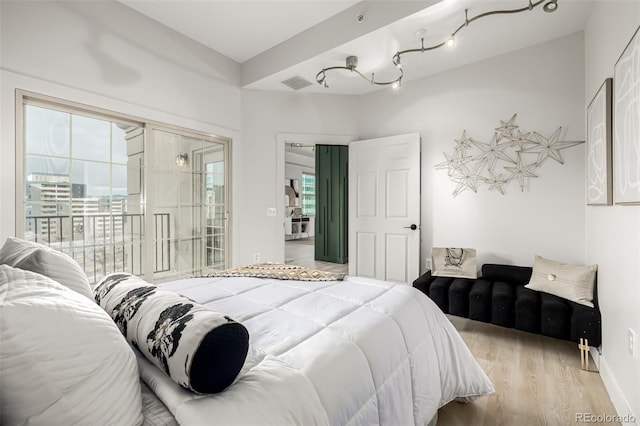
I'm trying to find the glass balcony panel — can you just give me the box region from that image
[71,160,110,199]
[179,171,194,206]
[25,105,70,158]
[153,170,179,207]
[72,115,110,162]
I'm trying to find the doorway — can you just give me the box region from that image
[276,133,355,274]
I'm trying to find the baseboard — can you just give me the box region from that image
[599,355,638,426]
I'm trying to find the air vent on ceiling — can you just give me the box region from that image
[281,75,313,91]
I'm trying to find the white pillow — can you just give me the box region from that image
[0,265,143,426]
[524,255,597,307]
[0,237,93,300]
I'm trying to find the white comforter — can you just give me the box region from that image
[140,275,493,425]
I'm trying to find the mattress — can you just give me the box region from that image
[139,275,493,425]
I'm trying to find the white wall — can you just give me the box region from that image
[357,32,587,270]
[0,1,242,262]
[585,2,640,422]
[238,90,358,265]
[2,6,637,420]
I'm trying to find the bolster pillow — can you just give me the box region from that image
[94,273,249,394]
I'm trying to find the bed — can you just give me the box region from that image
[0,236,493,426]
[136,273,494,425]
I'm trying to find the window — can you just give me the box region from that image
[22,103,144,283]
[301,173,315,216]
[17,92,230,284]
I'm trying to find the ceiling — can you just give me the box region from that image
[119,0,594,95]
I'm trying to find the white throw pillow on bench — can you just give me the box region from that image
[524,255,597,308]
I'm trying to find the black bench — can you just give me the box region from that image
[413,263,601,346]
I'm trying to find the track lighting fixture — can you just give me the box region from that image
[543,0,558,12]
[315,55,404,89]
[288,143,315,151]
[315,0,559,89]
[446,36,456,48]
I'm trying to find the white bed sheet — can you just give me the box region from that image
[141,380,178,426]
[140,275,493,425]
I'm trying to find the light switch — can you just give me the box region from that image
[267,207,276,217]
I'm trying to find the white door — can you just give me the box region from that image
[349,133,421,284]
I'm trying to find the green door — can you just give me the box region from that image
[315,145,348,264]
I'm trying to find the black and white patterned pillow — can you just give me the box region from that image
[95,273,249,394]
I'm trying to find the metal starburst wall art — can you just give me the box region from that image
[435,114,583,196]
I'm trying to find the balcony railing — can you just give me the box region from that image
[25,213,170,283]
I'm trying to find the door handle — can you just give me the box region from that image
[404,224,418,230]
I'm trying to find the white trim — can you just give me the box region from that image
[600,355,638,425]
[143,127,155,281]
[14,90,24,238]
[275,132,357,264]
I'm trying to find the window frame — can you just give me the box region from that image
[301,172,316,216]
[15,90,232,282]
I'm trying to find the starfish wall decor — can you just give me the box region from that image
[435,114,584,196]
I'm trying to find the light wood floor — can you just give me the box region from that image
[439,315,619,426]
[285,238,349,274]
[286,243,618,425]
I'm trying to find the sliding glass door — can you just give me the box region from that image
[149,129,229,282]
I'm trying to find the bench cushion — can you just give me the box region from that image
[413,271,434,295]
[540,293,571,340]
[448,278,475,317]
[482,264,532,285]
[570,302,602,346]
[515,286,541,333]
[468,279,492,323]
[429,277,453,313]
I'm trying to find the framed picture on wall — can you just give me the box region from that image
[586,78,612,205]
[613,26,640,205]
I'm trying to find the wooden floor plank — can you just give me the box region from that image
[439,315,619,426]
